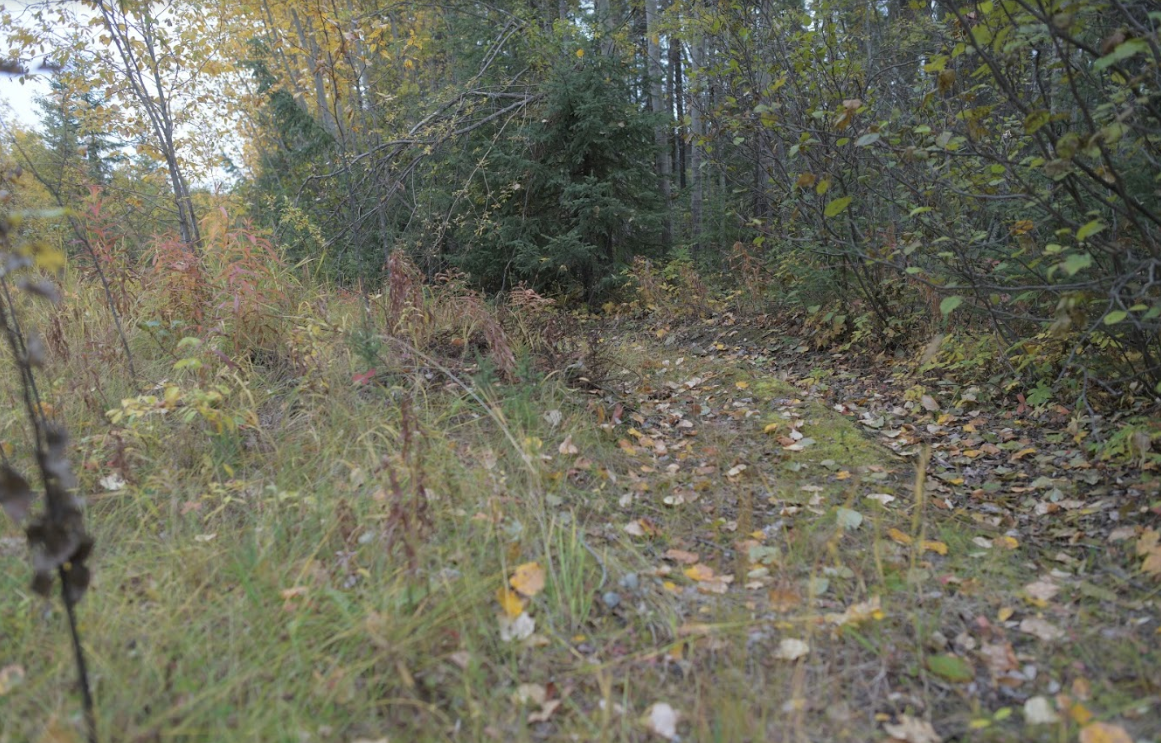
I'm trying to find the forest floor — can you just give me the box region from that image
[1,300,1159,743]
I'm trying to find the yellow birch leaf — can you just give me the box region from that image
[496,587,526,618]
[1079,722,1133,743]
[922,540,949,555]
[510,562,546,597]
[684,564,715,582]
[886,528,913,545]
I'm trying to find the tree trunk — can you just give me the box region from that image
[645,0,672,247]
[290,7,339,136]
[93,0,201,249]
[670,38,686,189]
[689,35,706,255]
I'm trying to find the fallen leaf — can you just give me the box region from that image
[836,507,863,530]
[1137,529,1161,577]
[496,588,526,618]
[1024,579,1060,604]
[99,472,126,491]
[663,549,699,564]
[773,638,810,661]
[510,562,546,597]
[1019,617,1065,641]
[978,641,1019,677]
[1079,722,1133,743]
[513,683,547,706]
[1023,696,1059,725]
[558,436,579,455]
[926,654,973,683]
[643,702,679,740]
[528,699,562,723]
[883,714,942,743]
[498,613,535,642]
[624,520,646,537]
[922,540,948,555]
[826,596,882,626]
[0,465,34,524]
[887,528,913,546]
[684,564,716,582]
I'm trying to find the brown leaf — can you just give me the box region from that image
[663,549,699,564]
[883,714,941,743]
[0,464,34,525]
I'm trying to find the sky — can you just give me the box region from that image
[0,70,51,129]
[1,1,238,188]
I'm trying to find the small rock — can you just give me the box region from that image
[602,591,622,608]
[619,572,640,591]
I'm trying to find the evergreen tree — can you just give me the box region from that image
[456,50,665,298]
[35,79,116,195]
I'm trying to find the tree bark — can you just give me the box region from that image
[670,38,686,189]
[645,0,672,246]
[93,0,201,249]
[689,34,706,254]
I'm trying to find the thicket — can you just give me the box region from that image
[681,0,1161,405]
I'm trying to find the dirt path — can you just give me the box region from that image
[560,321,1159,742]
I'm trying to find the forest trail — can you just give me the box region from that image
[1,310,1156,743]
[546,316,1160,742]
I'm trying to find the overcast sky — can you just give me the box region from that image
[0,70,50,129]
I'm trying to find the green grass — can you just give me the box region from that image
[2,280,1158,742]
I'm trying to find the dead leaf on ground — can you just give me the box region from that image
[663,548,699,564]
[498,613,535,642]
[642,702,679,740]
[773,638,810,661]
[883,714,942,743]
[1078,721,1133,743]
[1024,578,1060,604]
[1023,696,1059,725]
[1019,617,1065,642]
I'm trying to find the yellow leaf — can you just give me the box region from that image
[886,528,913,545]
[510,562,546,597]
[684,564,715,582]
[735,381,749,390]
[996,536,1019,550]
[496,587,526,618]
[1079,722,1133,743]
[576,48,584,58]
[763,423,779,434]
[922,540,949,555]
[1068,702,1094,726]
[997,606,1014,621]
